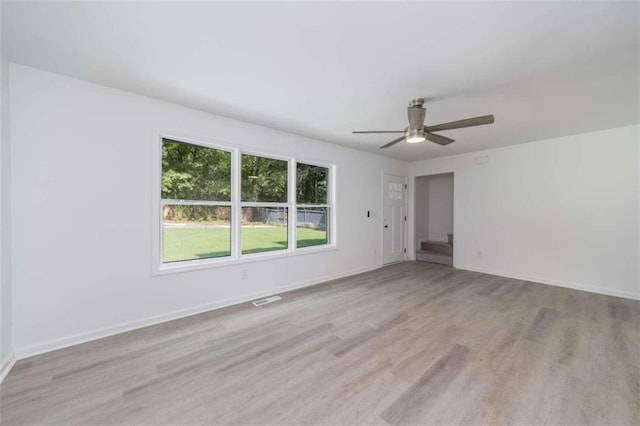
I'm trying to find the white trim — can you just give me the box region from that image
[294,161,336,247]
[380,173,384,265]
[296,158,335,171]
[151,132,162,274]
[162,133,237,154]
[241,149,292,164]
[331,164,337,246]
[409,175,417,260]
[15,264,381,359]
[153,132,337,274]
[456,264,640,301]
[288,158,297,252]
[0,352,16,384]
[240,202,289,208]
[381,172,408,265]
[154,135,238,269]
[155,245,338,275]
[410,170,456,261]
[231,147,241,259]
[162,200,232,206]
[295,206,331,249]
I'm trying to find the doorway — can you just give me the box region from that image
[414,172,454,266]
[382,173,407,264]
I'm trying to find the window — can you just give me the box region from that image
[161,139,232,263]
[241,154,289,254]
[157,136,335,271]
[296,163,330,248]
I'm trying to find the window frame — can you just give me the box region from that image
[295,160,333,251]
[239,150,292,257]
[152,134,337,275]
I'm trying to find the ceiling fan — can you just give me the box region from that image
[353,98,495,149]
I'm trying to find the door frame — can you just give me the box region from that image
[411,171,455,263]
[381,172,408,265]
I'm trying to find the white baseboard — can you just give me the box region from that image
[0,352,16,384]
[455,263,640,301]
[15,264,382,359]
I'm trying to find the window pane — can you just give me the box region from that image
[163,205,231,262]
[296,207,329,248]
[241,154,288,202]
[241,207,288,254]
[297,163,328,204]
[162,139,231,201]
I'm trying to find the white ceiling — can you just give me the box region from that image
[3,1,639,161]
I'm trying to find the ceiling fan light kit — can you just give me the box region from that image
[352,98,495,149]
[406,128,426,143]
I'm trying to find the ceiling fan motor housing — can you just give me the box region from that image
[408,99,426,130]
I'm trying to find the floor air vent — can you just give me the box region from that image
[252,295,282,307]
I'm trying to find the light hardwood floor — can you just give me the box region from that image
[1,262,638,425]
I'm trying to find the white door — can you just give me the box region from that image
[383,174,406,264]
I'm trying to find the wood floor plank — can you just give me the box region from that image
[1,261,639,425]
[381,343,473,425]
[524,306,559,343]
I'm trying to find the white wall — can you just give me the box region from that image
[427,173,453,242]
[409,125,640,299]
[0,3,15,378]
[7,63,640,362]
[414,173,454,245]
[9,64,407,355]
[414,176,430,246]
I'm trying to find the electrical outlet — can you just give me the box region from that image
[373,247,377,254]
[241,270,248,280]
[477,251,483,259]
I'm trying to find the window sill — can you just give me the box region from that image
[153,245,339,276]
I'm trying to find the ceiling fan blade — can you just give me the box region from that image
[379,136,405,149]
[426,115,495,132]
[352,130,404,134]
[425,132,455,146]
